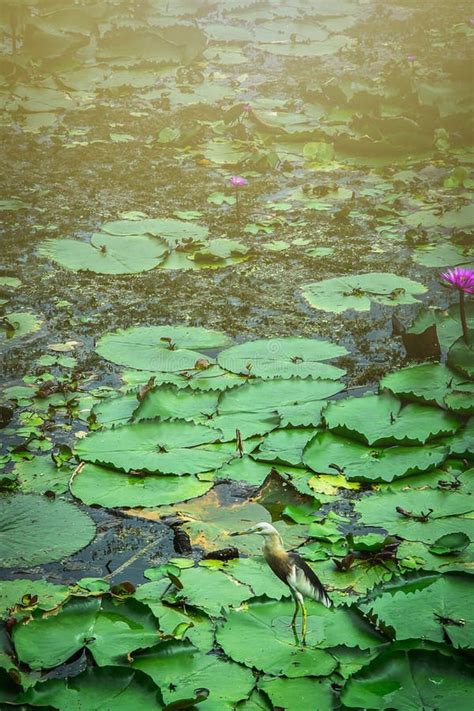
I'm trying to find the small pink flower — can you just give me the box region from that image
[230,176,248,187]
[242,103,251,113]
[440,267,474,294]
[407,54,417,62]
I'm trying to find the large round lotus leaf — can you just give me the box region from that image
[258,676,335,711]
[380,363,468,407]
[303,431,448,482]
[101,217,208,246]
[323,392,460,446]
[71,463,213,507]
[253,428,316,465]
[92,393,138,428]
[216,600,339,677]
[218,378,344,427]
[13,596,160,670]
[38,233,168,274]
[223,557,289,600]
[75,420,230,475]
[121,365,246,392]
[412,242,474,268]
[397,539,474,575]
[127,489,308,555]
[210,411,280,441]
[173,565,253,616]
[0,494,95,567]
[355,488,474,544]
[133,639,255,711]
[133,385,219,423]
[217,337,347,379]
[449,418,474,456]
[361,575,473,649]
[0,312,43,344]
[341,649,474,710]
[21,667,161,711]
[448,333,474,378]
[303,556,397,603]
[0,580,69,620]
[96,325,230,370]
[13,457,69,494]
[301,273,427,313]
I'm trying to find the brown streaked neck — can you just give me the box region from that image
[262,530,285,557]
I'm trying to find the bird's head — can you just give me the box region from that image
[230,522,280,538]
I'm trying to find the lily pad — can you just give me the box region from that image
[0,579,69,620]
[217,337,347,379]
[0,494,95,567]
[447,333,474,378]
[0,312,43,343]
[303,431,448,482]
[302,273,427,313]
[380,363,469,408]
[71,463,213,507]
[323,392,459,446]
[75,420,230,475]
[96,325,230,370]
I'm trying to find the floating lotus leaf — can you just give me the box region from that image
[0,494,95,567]
[172,565,253,616]
[302,273,427,313]
[96,325,230,370]
[258,676,334,711]
[323,392,460,446]
[0,312,43,344]
[215,456,302,486]
[71,463,213,508]
[92,393,138,428]
[13,457,69,494]
[75,420,230,475]
[217,337,347,379]
[38,233,168,274]
[0,580,69,621]
[253,428,315,465]
[355,488,474,544]
[361,575,473,649]
[398,539,474,575]
[133,639,255,710]
[449,419,474,457]
[405,302,474,350]
[218,378,344,427]
[412,242,474,268]
[341,649,474,710]
[210,411,280,440]
[21,667,161,711]
[217,599,372,677]
[13,596,160,670]
[380,363,469,407]
[133,385,219,423]
[224,557,289,600]
[303,431,448,482]
[447,332,474,378]
[302,557,398,603]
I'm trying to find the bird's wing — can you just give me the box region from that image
[288,552,332,607]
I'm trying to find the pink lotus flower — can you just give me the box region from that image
[230,176,248,187]
[440,267,474,294]
[440,267,474,345]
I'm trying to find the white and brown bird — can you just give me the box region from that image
[231,522,331,645]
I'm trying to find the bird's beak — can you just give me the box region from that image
[229,527,255,537]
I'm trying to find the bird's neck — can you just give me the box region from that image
[262,532,285,556]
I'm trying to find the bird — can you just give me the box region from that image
[230,522,331,645]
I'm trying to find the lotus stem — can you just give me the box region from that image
[459,290,469,345]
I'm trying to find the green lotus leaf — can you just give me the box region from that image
[218,378,344,427]
[38,233,168,274]
[429,532,471,555]
[0,580,69,621]
[258,676,335,711]
[448,332,474,378]
[302,273,427,313]
[405,302,474,351]
[398,540,474,575]
[303,431,448,482]
[448,419,474,456]
[380,363,469,407]
[133,639,255,710]
[0,494,95,567]
[91,392,138,428]
[12,456,69,494]
[71,463,213,507]
[75,420,230,474]
[253,427,316,466]
[172,565,253,617]
[217,337,347,379]
[412,242,474,268]
[341,649,474,710]
[355,488,474,544]
[361,574,473,649]
[217,599,377,677]
[21,667,161,710]
[323,392,460,446]
[13,596,160,670]
[0,312,43,344]
[121,365,246,392]
[96,325,230,370]
[224,556,289,601]
[133,384,219,423]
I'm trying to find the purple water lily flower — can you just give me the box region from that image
[440,267,474,344]
[440,267,474,294]
[230,176,248,187]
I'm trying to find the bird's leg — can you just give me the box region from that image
[301,602,308,647]
[291,597,299,629]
